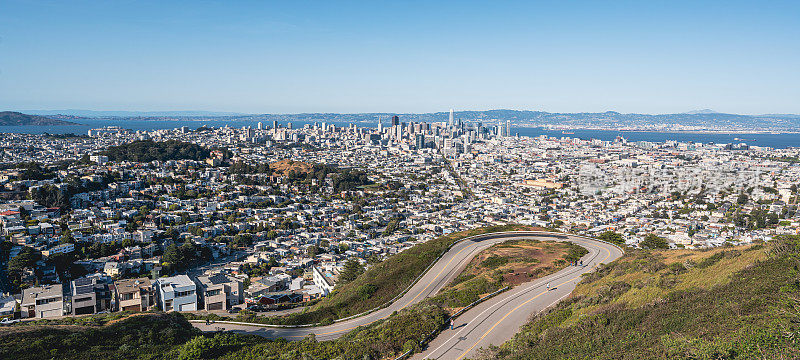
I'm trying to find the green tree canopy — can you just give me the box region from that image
[338,257,364,284]
[597,231,624,245]
[640,234,670,249]
[8,247,42,271]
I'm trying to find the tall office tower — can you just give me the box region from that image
[415,134,425,150]
[391,115,400,126]
[257,122,264,130]
[287,122,293,130]
[377,117,383,133]
[449,109,454,128]
[506,120,511,137]
[272,120,279,129]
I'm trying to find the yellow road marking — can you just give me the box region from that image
[282,244,472,338]
[216,237,617,346]
[454,246,612,360]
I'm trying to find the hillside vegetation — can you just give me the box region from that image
[203,224,545,325]
[103,140,212,162]
[430,239,587,311]
[0,232,579,360]
[0,111,79,126]
[477,236,800,360]
[0,313,198,360]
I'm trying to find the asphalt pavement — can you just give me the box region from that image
[192,232,623,351]
[414,235,623,359]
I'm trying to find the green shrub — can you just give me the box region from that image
[481,255,510,269]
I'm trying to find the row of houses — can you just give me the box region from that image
[10,273,243,319]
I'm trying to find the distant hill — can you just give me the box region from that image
[217,109,800,131]
[684,108,718,114]
[21,109,245,117]
[0,111,81,126]
[12,108,800,131]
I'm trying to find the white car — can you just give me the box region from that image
[0,318,19,325]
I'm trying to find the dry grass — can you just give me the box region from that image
[566,243,768,325]
[269,159,312,175]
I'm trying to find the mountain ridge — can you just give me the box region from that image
[12,109,800,130]
[0,111,81,126]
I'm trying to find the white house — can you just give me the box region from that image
[312,266,336,296]
[155,275,197,312]
[42,243,75,257]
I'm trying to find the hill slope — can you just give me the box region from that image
[0,111,80,126]
[476,238,800,360]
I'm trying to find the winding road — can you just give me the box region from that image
[192,231,623,357]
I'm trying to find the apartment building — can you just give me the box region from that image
[154,275,197,312]
[312,266,336,296]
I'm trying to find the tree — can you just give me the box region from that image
[338,258,364,283]
[60,231,75,245]
[597,231,624,245]
[230,234,251,248]
[162,244,183,269]
[737,193,749,205]
[306,245,320,257]
[640,234,669,249]
[383,217,401,236]
[8,247,41,271]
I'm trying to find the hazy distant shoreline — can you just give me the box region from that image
[529,126,800,135]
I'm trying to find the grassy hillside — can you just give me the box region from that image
[0,234,577,360]
[223,224,545,325]
[476,237,800,360]
[0,313,198,360]
[430,239,587,310]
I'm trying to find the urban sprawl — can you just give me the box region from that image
[0,110,797,320]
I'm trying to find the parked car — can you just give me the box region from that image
[246,305,266,312]
[0,318,19,325]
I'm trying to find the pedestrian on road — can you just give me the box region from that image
[546,282,550,291]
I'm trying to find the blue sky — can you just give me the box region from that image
[1,0,799,114]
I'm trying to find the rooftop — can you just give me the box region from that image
[114,277,152,292]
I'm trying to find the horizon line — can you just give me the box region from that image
[9,108,800,117]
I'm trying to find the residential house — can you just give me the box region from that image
[0,295,16,317]
[21,284,64,318]
[71,277,112,315]
[154,275,197,312]
[195,273,243,311]
[114,277,156,312]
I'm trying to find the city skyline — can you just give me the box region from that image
[2,1,799,114]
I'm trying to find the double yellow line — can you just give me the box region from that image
[454,245,612,359]
[284,244,472,338]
